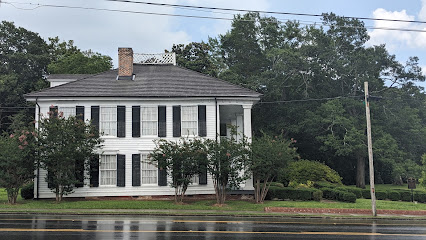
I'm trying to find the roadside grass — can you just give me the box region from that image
[1,185,426,212]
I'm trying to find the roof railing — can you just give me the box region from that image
[133,53,176,65]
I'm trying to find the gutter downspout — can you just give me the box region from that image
[35,98,40,200]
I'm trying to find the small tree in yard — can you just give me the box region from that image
[206,129,251,205]
[0,129,36,204]
[150,137,207,204]
[251,132,298,203]
[37,110,101,202]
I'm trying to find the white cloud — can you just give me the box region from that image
[367,7,426,50]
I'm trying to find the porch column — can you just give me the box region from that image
[242,104,254,190]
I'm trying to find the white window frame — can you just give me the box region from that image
[100,155,117,186]
[59,107,76,119]
[191,175,199,186]
[100,106,117,136]
[141,107,158,136]
[181,106,198,136]
[140,154,158,185]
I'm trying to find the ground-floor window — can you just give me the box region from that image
[100,155,116,186]
[141,154,157,185]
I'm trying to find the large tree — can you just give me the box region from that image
[37,110,102,202]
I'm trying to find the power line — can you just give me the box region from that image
[104,0,426,25]
[4,1,426,33]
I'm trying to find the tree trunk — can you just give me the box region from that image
[356,155,365,189]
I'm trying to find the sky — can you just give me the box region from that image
[1,0,426,85]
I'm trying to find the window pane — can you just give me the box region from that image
[141,107,158,135]
[101,107,117,136]
[182,106,197,136]
[141,154,157,184]
[100,155,117,185]
[59,107,76,119]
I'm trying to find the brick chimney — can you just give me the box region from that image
[118,47,134,80]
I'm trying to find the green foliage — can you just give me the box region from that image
[48,50,112,74]
[284,160,342,185]
[37,110,102,202]
[169,42,218,77]
[320,187,356,203]
[269,182,284,188]
[150,137,208,203]
[375,191,388,200]
[251,132,298,203]
[362,189,371,199]
[388,191,400,201]
[21,182,34,200]
[0,126,36,204]
[205,129,251,205]
[313,190,323,202]
[265,186,316,201]
[414,192,426,203]
[400,191,413,202]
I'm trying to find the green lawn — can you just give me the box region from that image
[1,185,426,212]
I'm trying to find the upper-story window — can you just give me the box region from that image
[141,107,158,136]
[100,107,117,136]
[181,106,197,136]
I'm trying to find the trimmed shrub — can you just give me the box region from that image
[336,187,362,199]
[362,189,371,199]
[342,192,356,203]
[284,160,342,185]
[313,181,336,189]
[400,191,413,202]
[375,191,387,200]
[265,186,281,200]
[388,191,400,201]
[313,190,323,201]
[265,187,316,201]
[21,182,34,200]
[414,192,426,203]
[269,182,284,188]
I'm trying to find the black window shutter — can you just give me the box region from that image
[117,106,126,137]
[76,106,84,121]
[47,171,53,188]
[198,105,207,137]
[132,154,141,186]
[173,106,181,137]
[117,154,126,187]
[49,106,58,118]
[199,168,208,185]
[132,106,140,137]
[158,159,167,186]
[158,106,166,137]
[91,106,100,132]
[90,155,99,187]
[75,157,85,188]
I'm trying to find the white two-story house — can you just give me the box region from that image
[25,48,261,199]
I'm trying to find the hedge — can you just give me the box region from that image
[375,191,387,200]
[320,187,356,203]
[388,191,400,201]
[265,186,321,201]
[362,189,371,199]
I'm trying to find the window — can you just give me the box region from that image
[59,107,76,118]
[100,155,116,186]
[100,107,117,136]
[141,154,157,184]
[191,175,199,185]
[181,106,197,135]
[141,107,157,135]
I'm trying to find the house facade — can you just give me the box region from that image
[25,48,261,199]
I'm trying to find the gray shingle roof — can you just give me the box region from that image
[26,65,261,99]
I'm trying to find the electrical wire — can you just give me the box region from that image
[3,1,426,33]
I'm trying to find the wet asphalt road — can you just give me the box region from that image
[1,214,426,239]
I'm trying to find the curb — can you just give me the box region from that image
[265,207,426,216]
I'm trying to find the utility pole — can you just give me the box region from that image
[364,82,377,217]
